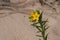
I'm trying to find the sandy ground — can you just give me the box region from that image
[0,0,60,40]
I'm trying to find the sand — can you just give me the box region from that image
[0,0,60,40]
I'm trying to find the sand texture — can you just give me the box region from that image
[0,0,60,40]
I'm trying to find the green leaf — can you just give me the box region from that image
[36,35,42,37]
[37,31,40,33]
[45,27,49,31]
[45,34,48,40]
[38,12,43,23]
[32,22,42,29]
[42,19,48,25]
[36,27,42,32]
[33,22,39,24]
[36,10,40,14]
[31,23,42,32]
[31,23,39,27]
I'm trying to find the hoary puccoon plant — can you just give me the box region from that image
[29,10,48,40]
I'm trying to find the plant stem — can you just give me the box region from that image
[40,22,46,40]
[42,31,45,40]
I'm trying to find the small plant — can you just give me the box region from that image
[29,10,48,40]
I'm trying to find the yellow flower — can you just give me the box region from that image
[29,11,40,22]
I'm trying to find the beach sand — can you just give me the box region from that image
[0,0,60,40]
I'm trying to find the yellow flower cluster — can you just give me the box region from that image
[29,11,40,22]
